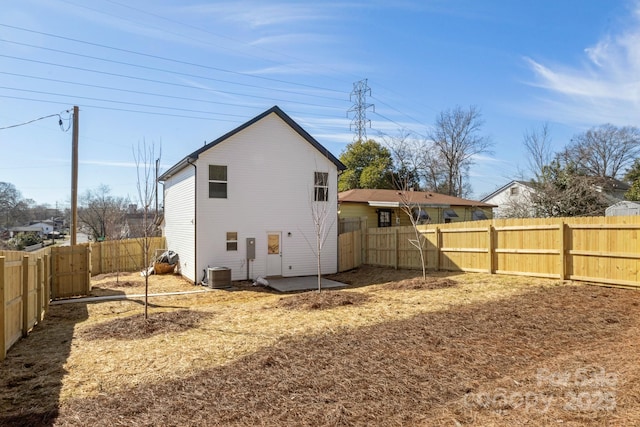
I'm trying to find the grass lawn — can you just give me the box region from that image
[1,266,639,426]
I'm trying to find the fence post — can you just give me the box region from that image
[86,245,93,294]
[559,221,567,280]
[37,257,43,323]
[1,256,6,361]
[488,225,494,274]
[393,227,399,269]
[435,226,441,271]
[22,254,29,337]
[43,253,50,310]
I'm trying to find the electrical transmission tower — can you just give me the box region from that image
[347,79,375,142]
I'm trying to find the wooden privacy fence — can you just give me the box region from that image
[1,236,166,359]
[355,215,640,288]
[51,245,92,299]
[0,250,51,361]
[89,236,166,276]
[338,230,363,272]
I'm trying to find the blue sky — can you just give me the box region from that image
[1,0,639,208]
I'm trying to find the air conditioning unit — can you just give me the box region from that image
[208,267,231,289]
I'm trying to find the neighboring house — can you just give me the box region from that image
[9,225,46,238]
[481,180,537,218]
[158,106,346,284]
[606,200,640,217]
[29,221,54,235]
[338,188,496,228]
[592,177,630,203]
[483,178,631,218]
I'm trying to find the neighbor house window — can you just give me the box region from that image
[209,165,227,198]
[314,172,328,201]
[377,209,392,227]
[510,186,519,196]
[412,208,430,225]
[226,232,237,251]
[443,208,458,224]
[472,210,488,220]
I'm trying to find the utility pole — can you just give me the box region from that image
[155,157,159,216]
[347,79,375,142]
[71,106,79,245]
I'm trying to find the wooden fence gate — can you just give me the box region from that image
[51,245,91,299]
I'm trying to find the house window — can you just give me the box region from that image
[377,209,392,227]
[209,165,227,198]
[314,172,328,201]
[226,232,237,251]
[412,208,430,225]
[443,209,459,224]
[510,186,519,196]
[472,210,488,220]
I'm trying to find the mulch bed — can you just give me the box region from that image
[78,310,213,340]
[48,284,640,426]
[275,290,370,310]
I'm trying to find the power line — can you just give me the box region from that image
[0,54,343,110]
[0,86,255,118]
[0,38,347,103]
[0,95,239,122]
[0,23,345,94]
[0,109,72,131]
[0,71,344,120]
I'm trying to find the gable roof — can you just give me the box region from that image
[339,188,496,208]
[480,180,536,202]
[159,106,346,181]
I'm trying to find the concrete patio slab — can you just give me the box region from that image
[266,276,346,292]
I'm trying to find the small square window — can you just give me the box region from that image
[226,232,237,251]
[510,186,519,196]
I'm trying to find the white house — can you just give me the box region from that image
[158,106,346,284]
[481,180,536,218]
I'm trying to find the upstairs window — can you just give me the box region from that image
[510,186,519,196]
[209,165,227,198]
[314,172,329,201]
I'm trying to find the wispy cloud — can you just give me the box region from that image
[80,159,139,168]
[524,2,640,126]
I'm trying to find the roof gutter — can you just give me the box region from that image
[187,157,198,284]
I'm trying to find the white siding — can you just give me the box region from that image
[163,166,197,282]
[194,112,339,281]
[483,182,535,218]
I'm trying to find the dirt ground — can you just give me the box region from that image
[1,266,639,426]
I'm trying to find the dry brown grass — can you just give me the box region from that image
[1,265,639,426]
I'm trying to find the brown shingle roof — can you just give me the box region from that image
[338,188,496,207]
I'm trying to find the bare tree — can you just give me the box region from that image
[301,170,336,292]
[0,182,31,228]
[564,124,640,179]
[428,105,492,197]
[394,177,428,279]
[523,123,553,180]
[78,185,129,241]
[382,131,448,193]
[133,140,161,319]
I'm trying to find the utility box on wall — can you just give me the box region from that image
[246,237,256,260]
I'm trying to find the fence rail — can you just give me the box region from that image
[341,215,640,289]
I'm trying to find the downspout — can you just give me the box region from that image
[187,157,197,284]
